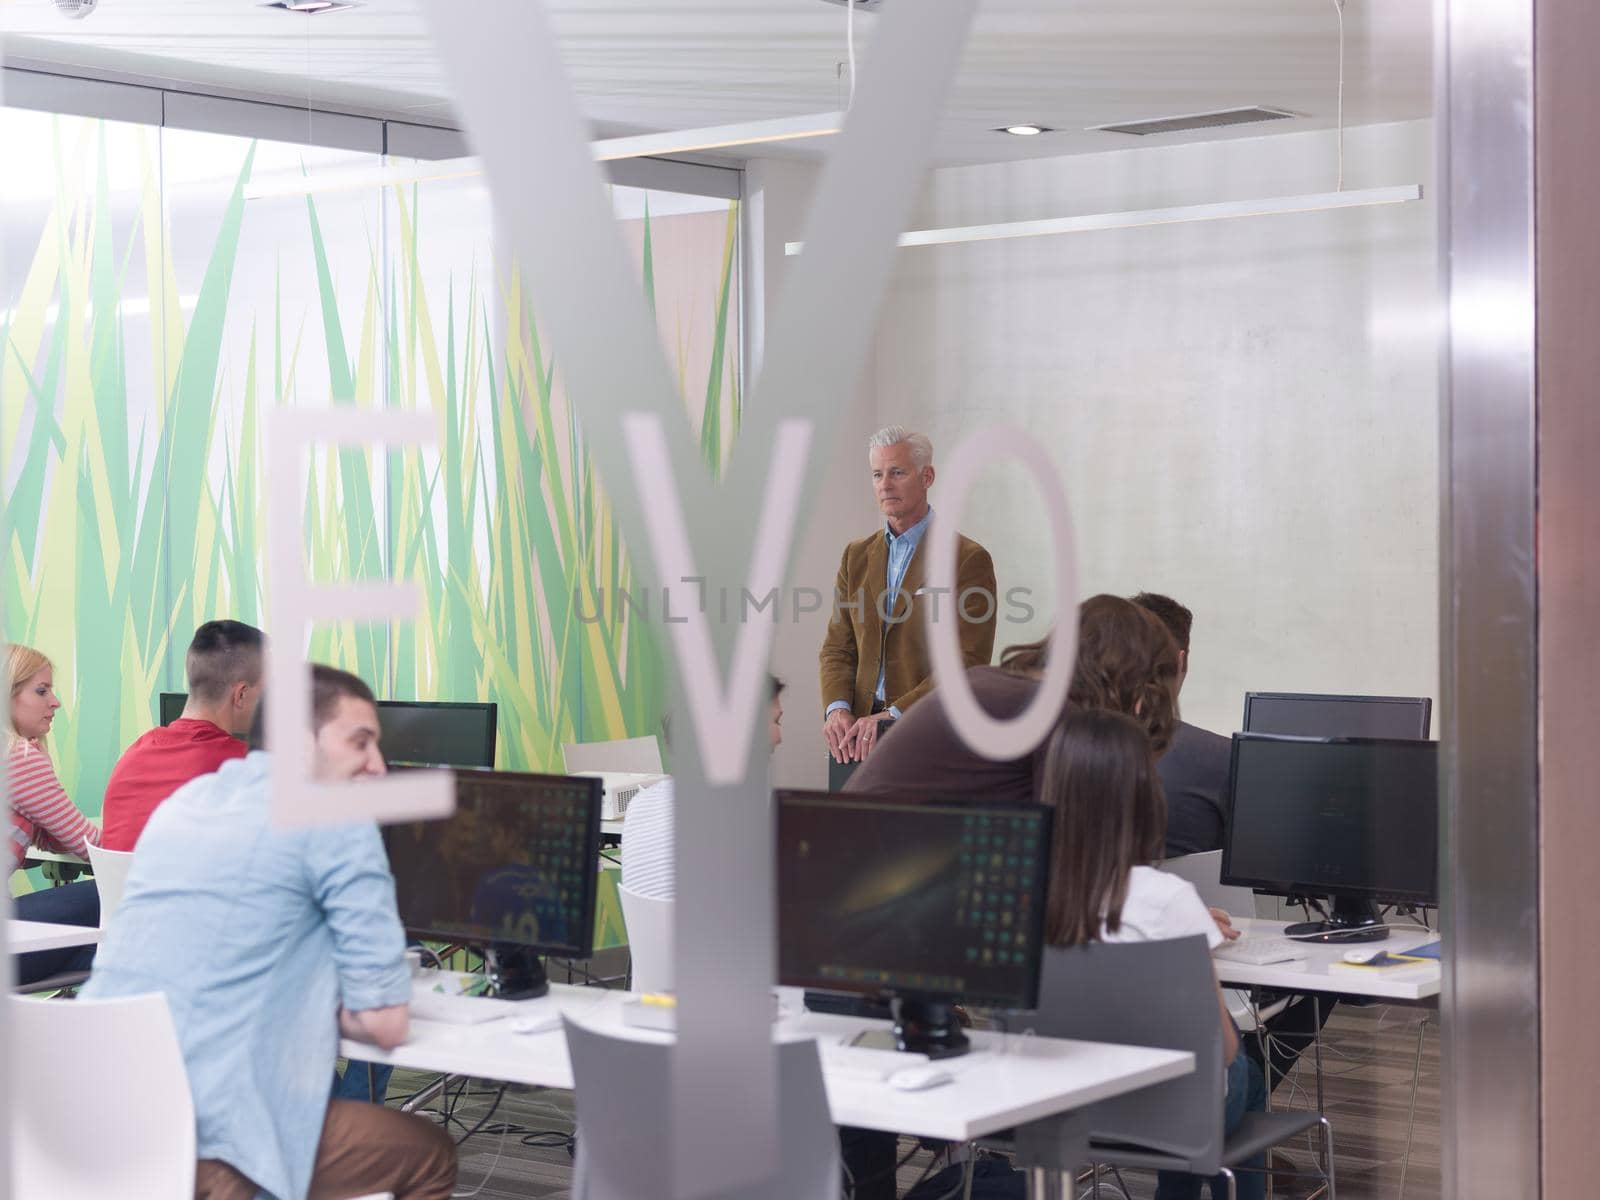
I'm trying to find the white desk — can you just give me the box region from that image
[344,985,1193,1142]
[1215,917,1439,1001]
[23,848,90,867]
[7,919,103,954]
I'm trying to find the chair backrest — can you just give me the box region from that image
[1159,850,1257,917]
[9,992,196,1199]
[87,843,137,928]
[563,1018,838,1200]
[617,884,674,995]
[562,735,664,776]
[1030,936,1224,1173]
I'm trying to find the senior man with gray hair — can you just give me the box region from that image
[819,425,997,768]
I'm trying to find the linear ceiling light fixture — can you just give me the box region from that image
[263,1,359,12]
[783,185,1423,255]
[242,110,844,201]
[784,0,1422,255]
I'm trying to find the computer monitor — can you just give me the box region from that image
[159,693,497,767]
[1242,692,1431,740]
[384,769,603,998]
[1220,734,1439,943]
[776,789,1053,1058]
[376,701,497,769]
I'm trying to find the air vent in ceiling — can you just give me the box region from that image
[1089,107,1298,137]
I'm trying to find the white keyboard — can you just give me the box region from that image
[410,985,521,1025]
[1212,936,1307,966]
[816,1041,930,1082]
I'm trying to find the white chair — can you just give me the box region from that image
[617,883,673,994]
[561,735,664,776]
[1159,850,1289,1030]
[10,992,195,1199]
[9,991,397,1200]
[87,842,137,927]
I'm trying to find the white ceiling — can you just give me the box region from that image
[0,0,1432,165]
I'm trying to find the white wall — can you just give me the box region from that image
[754,118,1439,763]
[869,120,1440,736]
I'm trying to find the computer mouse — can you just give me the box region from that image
[1342,949,1376,964]
[888,1065,954,1091]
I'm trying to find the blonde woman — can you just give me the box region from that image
[6,643,102,984]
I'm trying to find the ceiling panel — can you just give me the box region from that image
[0,0,1431,164]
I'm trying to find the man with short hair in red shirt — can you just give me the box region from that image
[101,620,265,852]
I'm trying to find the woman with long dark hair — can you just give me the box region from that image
[1042,709,1265,1200]
[844,593,1181,806]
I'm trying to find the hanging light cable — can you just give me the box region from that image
[1332,0,1346,191]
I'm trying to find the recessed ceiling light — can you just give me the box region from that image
[263,1,358,13]
[998,124,1051,137]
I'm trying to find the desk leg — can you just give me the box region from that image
[1253,989,1273,1115]
[1398,1015,1428,1200]
[1312,996,1326,1115]
[1015,1109,1088,1200]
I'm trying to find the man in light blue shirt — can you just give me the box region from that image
[83,665,456,1200]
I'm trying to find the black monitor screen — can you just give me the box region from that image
[776,790,1052,1010]
[377,701,496,769]
[384,770,602,957]
[160,693,496,766]
[1242,693,1431,740]
[1221,735,1438,906]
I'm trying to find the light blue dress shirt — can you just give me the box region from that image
[82,752,411,1200]
[827,507,934,722]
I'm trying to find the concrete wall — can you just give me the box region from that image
[868,120,1440,736]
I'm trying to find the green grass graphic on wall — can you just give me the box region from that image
[2,117,741,944]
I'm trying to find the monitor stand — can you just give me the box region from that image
[1284,898,1388,944]
[486,945,549,999]
[890,997,970,1059]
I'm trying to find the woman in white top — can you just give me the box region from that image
[1042,708,1265,1200]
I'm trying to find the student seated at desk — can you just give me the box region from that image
[836,597,1183,1200]
[100,619,264,852]
[83,665,456,1200]
[845,593,1181,807]
[1042,709,1264,1200]
[618,675,784,901]
[5,642,103,986]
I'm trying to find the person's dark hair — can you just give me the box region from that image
[997,595,1180,756]
[246,663,376,751]
[185,620,265,705]
[1130,592,1193,653]
[1042,709,1167,948]
[770,675,785,700]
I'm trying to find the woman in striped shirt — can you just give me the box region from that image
[7,642,103,985]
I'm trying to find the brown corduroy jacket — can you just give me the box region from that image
[818,524,997,719]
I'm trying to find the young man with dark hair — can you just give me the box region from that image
[84,664,457,1200]
[101,620,265,851]
[1130,592,1232,857]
